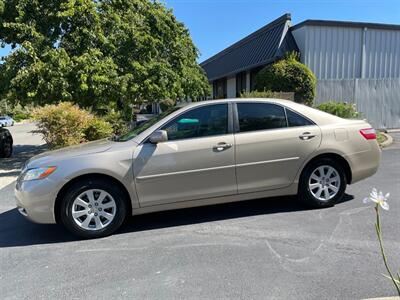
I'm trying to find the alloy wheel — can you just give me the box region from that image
[308,165,341,201]
[71,189,117,231]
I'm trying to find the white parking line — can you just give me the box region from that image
[0,171,17,190]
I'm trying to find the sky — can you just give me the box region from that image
[1,0,399,62]
[163,0,400,62]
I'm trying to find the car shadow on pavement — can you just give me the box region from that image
[122,193,354,233]
[0,209,77,247]
[0,194,353,248]
[0,144,47,175]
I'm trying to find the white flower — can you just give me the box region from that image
[363,188,390,210]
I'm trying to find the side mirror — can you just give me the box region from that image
[149,130,168,144]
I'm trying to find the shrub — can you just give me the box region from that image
[239,90,294,100]
[33,102,113,149]
[11,103,31,121]
[83,118,113,141]
[159,99,176,112]
[102,109,129,136]
[255,52,317,106]
[0,101,35,121]
[12,113,29,122]
[316,101,360,119]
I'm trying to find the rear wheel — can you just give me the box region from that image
[298,158,346,208]
[59,178,128,238]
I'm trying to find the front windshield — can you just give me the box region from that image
[114,106,181,142]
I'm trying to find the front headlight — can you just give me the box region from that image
[21,167,57,181]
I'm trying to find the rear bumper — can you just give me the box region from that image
[345,141,381,184]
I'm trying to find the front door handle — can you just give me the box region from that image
[299,132,316,140]
[213,142,232,152]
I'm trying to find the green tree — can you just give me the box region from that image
[0,0,209,110]
[255,52,316,106]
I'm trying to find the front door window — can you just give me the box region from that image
[161,104,228,140]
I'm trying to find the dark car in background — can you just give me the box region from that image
[0,128,13,158]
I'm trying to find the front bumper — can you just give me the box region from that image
[15,177,61,224]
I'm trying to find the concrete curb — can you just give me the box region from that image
[380,132,393,147]
[363,297,400,300]
[387,128,400,133]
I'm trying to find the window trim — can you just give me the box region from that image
[232,101,316,134]
[143,102,234,144]
[283,106,289,128]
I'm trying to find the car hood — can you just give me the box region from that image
[26,139,114,168]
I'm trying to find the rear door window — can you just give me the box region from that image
[237,103,287,132]
[286,109,314,127]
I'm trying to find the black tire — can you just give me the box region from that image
[298,158,347,208]
[59,178,128,238]
[0,138,13,158]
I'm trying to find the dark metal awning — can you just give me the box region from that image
[200,13,298,81]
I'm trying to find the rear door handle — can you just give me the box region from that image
[213,142,232,152]
[299,132,316,140]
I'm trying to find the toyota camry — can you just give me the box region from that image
[15,99,380,238]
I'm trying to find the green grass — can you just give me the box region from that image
[376,131,387,146]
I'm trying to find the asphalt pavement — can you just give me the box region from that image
[0,124,399,300]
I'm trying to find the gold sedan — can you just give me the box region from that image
[15,99,380,238]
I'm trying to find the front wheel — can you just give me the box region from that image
[298,158,347,208]
[59,178,128,238]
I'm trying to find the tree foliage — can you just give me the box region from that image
[239,90,294,101]
[255,52,316,106]
[0,0,209,108]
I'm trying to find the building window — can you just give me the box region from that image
[213,78,227,99]
[236,72,247,97]
[250,66,264,91]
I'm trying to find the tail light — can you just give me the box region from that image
[359,128,377,140]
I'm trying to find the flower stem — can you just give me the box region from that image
[375,205,400,296]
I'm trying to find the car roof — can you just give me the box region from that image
[182,98,291,107]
